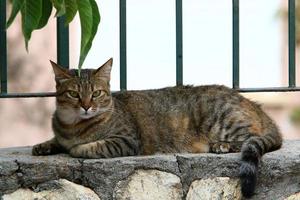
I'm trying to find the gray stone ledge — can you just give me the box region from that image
[0,140,299,199]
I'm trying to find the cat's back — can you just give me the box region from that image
[112,84,242,111]
[112,84,249,130]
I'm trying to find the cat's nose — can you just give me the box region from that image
[82,105,91,111]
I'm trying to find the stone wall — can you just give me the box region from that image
[0,140,299,200]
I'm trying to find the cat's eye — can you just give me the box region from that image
[68,91,79,98]
[92,90,103,98]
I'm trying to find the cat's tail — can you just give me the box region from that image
[239,124,282,198]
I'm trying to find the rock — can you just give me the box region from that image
[0,147,82,191]
[0,140,300,199]
[285,193,300,200]
[2,179,100,200]
[186,177,241,200]
[113,169,183,200]
[82,155,179,199]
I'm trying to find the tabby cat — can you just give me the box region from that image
[32,58,282,198]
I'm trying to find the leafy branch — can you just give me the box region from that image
[6,0,100,73]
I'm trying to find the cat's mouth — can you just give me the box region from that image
[79,107,98,119]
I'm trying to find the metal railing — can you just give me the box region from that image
[0,0,299,98]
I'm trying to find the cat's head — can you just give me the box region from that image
[50,58,113,124]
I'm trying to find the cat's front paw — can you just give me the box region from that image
[32,143,53,156]
[69,142,105,159]
[69,146,84,158]
[69,145,94,158]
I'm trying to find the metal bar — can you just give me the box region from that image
[0,92,57,98]
[0,0,7,93]
[176,0,183,86]
[232,0,240,89]
[237,87,300,93]
[2,85,300,98]
[288,0,296,87]
[57,16,69,69]
[120,0,127,90]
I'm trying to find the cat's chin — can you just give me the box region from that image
[79,113,97,120]
[80,115,93,119]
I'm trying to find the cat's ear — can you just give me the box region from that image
[50,60,72,82]
[93,58,113,82]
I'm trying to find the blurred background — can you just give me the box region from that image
[0,0,299,147]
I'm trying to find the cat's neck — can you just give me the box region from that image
[55,108,81,125]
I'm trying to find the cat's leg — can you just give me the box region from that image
[69,137,139,158]
[210,141,243,154]
[210,142,230,153]
[32,138,65,156]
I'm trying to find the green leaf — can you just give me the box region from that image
[36,0,52,29]
[20,0,43,50]
[6,0,25,28]
[65,0,77,24]
[7,0,101,75]
[81,0,100,65]
[51,0,65,17]
[77,0,100,72]
[77,0,92,69]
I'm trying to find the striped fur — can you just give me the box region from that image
[32,58,282,197]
